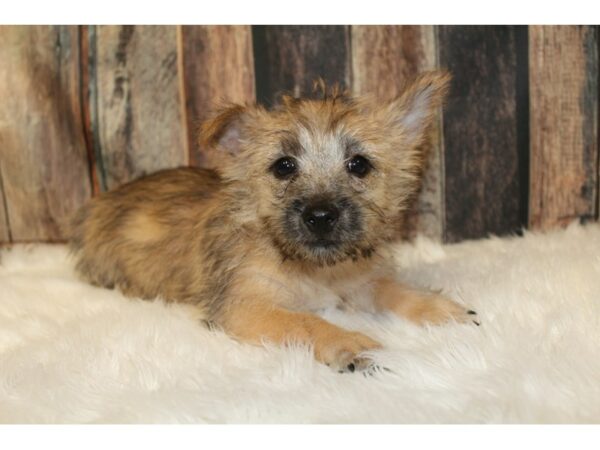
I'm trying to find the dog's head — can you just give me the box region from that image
[200,71,450,266]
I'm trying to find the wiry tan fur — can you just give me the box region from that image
[70,71,478,372]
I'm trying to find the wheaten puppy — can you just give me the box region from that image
[70,71,478,372]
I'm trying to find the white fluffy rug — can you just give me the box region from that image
[1,223,600,423]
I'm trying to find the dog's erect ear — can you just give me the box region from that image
[199,104,248,157]
[384,71,451,146]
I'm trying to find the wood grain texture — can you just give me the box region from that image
[529,26,598,230]
[253,26,350,106]
[94,26,187,190]
[180,26,255,167]
[439,26,527,242]
[351,26,436,96]
[79,25,102,196]
[0,26,91,241]
[351,25,442,240]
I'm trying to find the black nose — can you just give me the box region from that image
[302,204,339,236]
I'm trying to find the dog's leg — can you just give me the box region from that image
[372,278,479,326]
[218,293,381,371]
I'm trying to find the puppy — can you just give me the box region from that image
[70,71,477,372]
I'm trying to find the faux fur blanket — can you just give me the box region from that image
[1,223,599,423]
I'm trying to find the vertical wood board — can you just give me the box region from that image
[529,25,598,229]
[0,25,91,241]
[253,26,350,106]
[94,25,187,190]
[439,26,526,242]
[351,25,443,240]
[180,25,256,167]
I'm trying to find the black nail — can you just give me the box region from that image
[467,310,477,315]
[347,363,355,372]
[473,320,481,326]
[364,365,394,377]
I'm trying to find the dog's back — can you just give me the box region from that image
[69,167,225,307]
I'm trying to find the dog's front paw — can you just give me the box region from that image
[374,279,479,328]
[314,330,382,372]
[417,294,480,326]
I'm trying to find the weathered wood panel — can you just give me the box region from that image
[94,25,187,190]
[529,26,598,230]
[252,25,350,106]
[439,26,527,242]
[0,26,91,241]
[351,25,442,240]
[2,25,599,244]
[180,25,255,167]
[80,25,102,196]
[351,26,436,97]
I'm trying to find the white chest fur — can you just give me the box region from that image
[286,270,379,314]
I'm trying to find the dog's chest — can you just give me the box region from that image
[287,272,377,313]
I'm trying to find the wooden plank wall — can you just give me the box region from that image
[180,25,256,167]
[93,25,187,191]
[0,25,598,245]
[529,26,598,230]
[0,26,91,241]
[252,26,351,105]
[351,26,441,239]
[439,26,528,242]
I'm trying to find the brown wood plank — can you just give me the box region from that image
[180,25,255,167]
[529,26,598,230]
[79,25,102,196]
[252,26,350,106]
[94,25,187,190]
[351,25,442,240]
[351,26,436,97]
[0,26,91,241]
[439,26,528,242]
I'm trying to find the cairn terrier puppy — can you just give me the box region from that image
[70,71,477,372]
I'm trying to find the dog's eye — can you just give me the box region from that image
[347,155,371,178]
[271,157,297,179]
